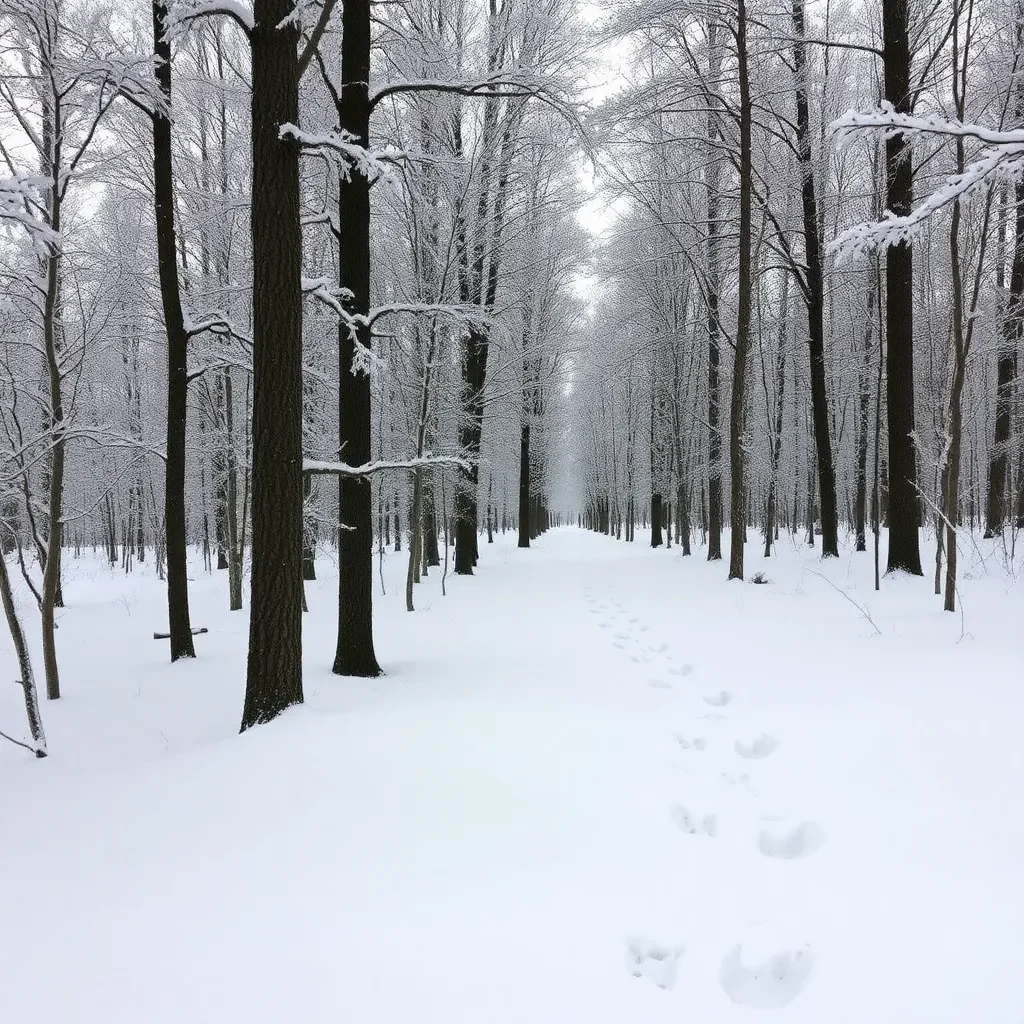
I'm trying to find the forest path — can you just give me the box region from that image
[1,527,1022,1022]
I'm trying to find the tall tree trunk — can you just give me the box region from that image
[153,0,196,659]
[728,0,753,581]
[706,18,723,562]
[333,0,381,676]
[943,0,986,612]
[518,417,531,548]
[0,544,46,756]
[423,472,440,567]
[765,274,788,558]
[241,0,305,729]
[883,0,923,575]
[303,473,317,580]
[793,0,838,558]
[987,183,1024,534]
[40,108,64,701]
[855,277,876,551]
[224,369,243,611]
[651,493,664,547]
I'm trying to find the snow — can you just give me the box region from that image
[166,0,254,37]
[303,454,468,476]
[830,104,1024,253]
[1,526,1023,1021]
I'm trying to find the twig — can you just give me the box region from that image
[0,724,43,757]
[808,570,882,636]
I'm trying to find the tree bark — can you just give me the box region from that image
[518,418,531,548]
[728,0,753,581]
[241,0,305,729]
[706,18,723,562]
[333,0,381,676]
[40,103,64,701]
[153,0,196,659]
[987,182,1024,534]
[792,0,838,558]
[883,0,923,575]
[0,547,46,756]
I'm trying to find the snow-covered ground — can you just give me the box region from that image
[1,527,1022,1021]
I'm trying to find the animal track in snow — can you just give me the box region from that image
[721,771,751,785]
[627,940,683,990]
[613,641,626,649]
[758,820,826,860]
[670,804,718,837]
[647,678,672,690]
[703,712,724,722]
[719,945,814,1009]
[598,621,611,630]
[630,653,650,665]
[674,732,706,752]
[735,734,780,759]
[614,631,632,641]
[648,642,669,654]
[668,663,694,678]
[703,690,732,707]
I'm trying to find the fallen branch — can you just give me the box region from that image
[153,627,209,640]
[808,571,882,636]
[0,724,44,757]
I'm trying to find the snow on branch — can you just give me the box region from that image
[281,124,406,182]
[0,175,57,247]
[302,274,362,336]
[829,103,1024,257]
[183,312,252,348]
[166,0,254,40]
[369,72,575,114]
[303,454,470,477]
[366,302,494,328]
[94,54,167,118]
[833,104,1024,149]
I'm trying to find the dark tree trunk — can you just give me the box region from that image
[241,0,305,729]
[518,418,530,548]
[0,550,46,756]
[333,0,381,676]
[765,270,789,558]
[152,0,195,661]
[883,0,923,575]
[423,474,440,567]
[793,0,838,558]
[706,22,723,563]
[987,178,1024,535]
[855,277,876,551]
[651,493,663,547]
[728,0,753,581]
[454,329,487,574]
[302,474,316,580]
[678,483,691,555]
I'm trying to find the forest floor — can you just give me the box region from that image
[1,526,1022,1021]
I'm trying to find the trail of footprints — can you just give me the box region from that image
[584,590,689,675]
[583,587,822,1009]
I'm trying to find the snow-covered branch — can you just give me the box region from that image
[833,104,1024,150]
[281,124,406,181]
[830,103,1023,256]
[0,175,57,247]
[166,0,254,40]
[302,454,470,478]
[366,302,494,328]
